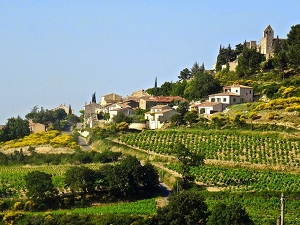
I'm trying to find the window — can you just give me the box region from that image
[211,98,215,102]
[223,98,226,102]
[233,98,236,103]
[250,90,252,94]
[236,90,238,93]
[217,98,221,102]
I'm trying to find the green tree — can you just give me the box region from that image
[184,72,222,101]
[236,47,265,77]
[112,113,132,124]
[170,114,184,127]
[65,166,97,193]
[207,202,254,225]
[191,62,200,76]
[155,191,208,225]
[170,80,187,97]
[160,81,173,96]
[146,87,160,96]
[140,161,160,191]
[24,171,58,209]
[1,116,30,141]
[287,24,300,70]
[184,110,198,125]
[118,155,143,194]
[174,143,204,189]
[178,68,191,81]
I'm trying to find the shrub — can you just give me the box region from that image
[13,201,23,211]
[267,112,281,120]
[24,200,34,211]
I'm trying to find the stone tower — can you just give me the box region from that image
[259,25,274,58]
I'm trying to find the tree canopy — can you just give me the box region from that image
[24,171,58,209]
[0,116,30,142]
[207,202,254,225]
[155,191,208,225]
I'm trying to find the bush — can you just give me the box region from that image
[267,112,281,120]
[13,201,23,211]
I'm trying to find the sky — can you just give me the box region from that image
[0,0,299,124]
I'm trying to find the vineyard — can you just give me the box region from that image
[0,164,101,197]
[167,163,300,192]
[119,130,300,169]
[118,129,300,224]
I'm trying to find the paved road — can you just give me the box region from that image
[78,136,91,150]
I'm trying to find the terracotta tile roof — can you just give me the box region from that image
[209,92,240,97]
[194,102,222,107]
[151,105,172,109]
[145,109,179,115]
[223,84,253,89]
[142,96,184,103]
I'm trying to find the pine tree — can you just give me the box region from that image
[92,93,96,103]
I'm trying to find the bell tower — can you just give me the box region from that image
[260,25,274,58]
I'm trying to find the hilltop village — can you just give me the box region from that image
[0,24,300,225]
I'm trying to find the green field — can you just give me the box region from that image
[49,198,157,215]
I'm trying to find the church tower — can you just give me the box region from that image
[259,25,274,58]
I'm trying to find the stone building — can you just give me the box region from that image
[100,93,122,106]
[218,25,286,71]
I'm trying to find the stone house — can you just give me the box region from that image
[144,105,179,129]
[52,104,73,114]
[83,102,103,127]
[100,93,122,106]
[139,96,184,110]
[28,120,46,133]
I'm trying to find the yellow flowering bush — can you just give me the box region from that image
[3,131,78,149]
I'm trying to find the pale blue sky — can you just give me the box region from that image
[0,0,299,123]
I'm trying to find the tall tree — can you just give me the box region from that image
[92,92,96,103]
[287,24,300,70]
[174,142,204,189]
[154,77,158,88]
[191,62,200,76]
[178,68,191,81]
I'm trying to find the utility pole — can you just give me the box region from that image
[280,193,284,225]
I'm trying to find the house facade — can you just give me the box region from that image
[28,120,46,133]
[191,102,223,115]
[145,105,179,129]
[223,84,253,102]
[199,84,253,114]
[83,102,103,127]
